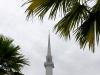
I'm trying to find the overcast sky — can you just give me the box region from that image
[0,0,100,75]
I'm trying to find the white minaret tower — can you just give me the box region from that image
[44,33,54,75]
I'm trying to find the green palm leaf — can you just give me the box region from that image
[24,0,100,52]
[75,12,95,52]
[54,3,88,39]
[25,0,87,19]
[0,35,28,75]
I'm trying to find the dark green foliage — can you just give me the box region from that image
[0,35,28,75]
[25,0,100,52]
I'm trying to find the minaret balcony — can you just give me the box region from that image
[44,62,54,68]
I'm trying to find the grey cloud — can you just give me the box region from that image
[0,0,100,75]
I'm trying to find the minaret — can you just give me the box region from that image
[44,33,54,75]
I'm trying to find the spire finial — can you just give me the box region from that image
[47,32,51,56]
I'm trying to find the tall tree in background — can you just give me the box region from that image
[25,0,100,52]
[0,35,28,75]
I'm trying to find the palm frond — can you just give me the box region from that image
[25,0,86,19]
[75,12,96,52]
[14,72,24,75]
[54,3,88,39]
[25,0,50,19]
[24,0,100,52]
[0,35,28,75]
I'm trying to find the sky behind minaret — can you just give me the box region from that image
[0,0,100,75]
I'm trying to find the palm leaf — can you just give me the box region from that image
[25,0,88,19]
[0,35,28,75]
[75,13,95,52]
[75,0,100,52]
[54,3,88,39]
[24,0,100,52]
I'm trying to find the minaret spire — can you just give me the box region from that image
[44,33,54,75]
[47,33,51,56]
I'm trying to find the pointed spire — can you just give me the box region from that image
[44,32,54,68]
[47,32,52,56]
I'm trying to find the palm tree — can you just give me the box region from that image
[24,0,100,52]
[0,35,28,75]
